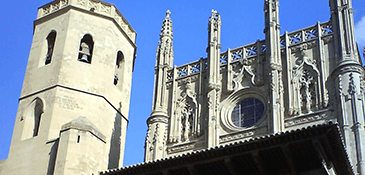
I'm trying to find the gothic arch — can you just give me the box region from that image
[232,66,256,90]
[78,34,94,63]
[39,30,57,67]
[21,97,44,140]
[114,51,125,89]
[169,91,198,143]
[291,59,321,115]
[45,30,57,65]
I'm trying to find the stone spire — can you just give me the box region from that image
[151,10,174,115]
[207,9,221,87]
[264,0,281,65]
[264,0,284,134]
[330,0,365,174]
[206,9,221,148]
[329,0,358,64]
[145,10,174,162]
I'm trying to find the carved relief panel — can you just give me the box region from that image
[168,78,203,145]
[290,47,322,115]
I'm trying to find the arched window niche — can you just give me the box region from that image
[78,34,94,63]
[114,51,124,90]
[45,30,57,65]
[21,98,44,140]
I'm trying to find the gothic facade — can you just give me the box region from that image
[145,0,365,174]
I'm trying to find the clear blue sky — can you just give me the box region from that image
[0,0,364,168]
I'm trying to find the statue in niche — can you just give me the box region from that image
[79,42,91,62]
[181,103,193,142]
[169,82,198,143]
[299,69,314,113]
[292,49,320,115]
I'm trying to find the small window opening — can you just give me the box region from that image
[21,98,44,140]
[77,135,80,143]
[45,31,57,65]
[116,51,124,69]
[114,74,119,85]
[114,51,124,86]
[78,34,94,63]
[33,99,43,137]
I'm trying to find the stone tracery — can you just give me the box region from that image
[291,49,321,115]
[169,85,199,143]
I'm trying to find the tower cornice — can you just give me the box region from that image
[36,0,136,43]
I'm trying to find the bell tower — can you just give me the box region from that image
[1,0,136,174]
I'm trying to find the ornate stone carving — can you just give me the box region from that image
[323,35,334,44]
[169,82,200,143]
[290,49,321,115]
[284,112,330,127]
[145,124,152,150]
[348,73,357,95]
[232,58,256,90]
[167,142,195,154]
[219,129,255,143]
[40,0,68,16]
[289,42,317,53]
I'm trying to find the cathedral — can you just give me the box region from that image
[0,0,364,175]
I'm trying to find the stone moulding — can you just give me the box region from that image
[284,109,333,127]
[219,88,267,132]
[60,116,106,143]
[167,141,196,154]
[219,129,255,144]
[37,0,136,43]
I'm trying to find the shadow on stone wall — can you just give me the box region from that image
[108,103,122,169]
[47,140,59,175]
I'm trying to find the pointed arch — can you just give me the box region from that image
[21,98,44,140]
[169,91,198,143]
[78,34,94,63]
[45,30,57,65]
[114,51,125,89]
[292,61,321,114]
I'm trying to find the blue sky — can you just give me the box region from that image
[0,0,364,168]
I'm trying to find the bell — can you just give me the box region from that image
[79,54,89,62]
[79,42,91,62]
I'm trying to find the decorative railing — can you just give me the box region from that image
[282,21,333,47]
[168,21,333,80]
[167,59,208,81]
[38,0,69,17]
[37,0,136,42]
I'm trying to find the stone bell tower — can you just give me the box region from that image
[0,0,136,174]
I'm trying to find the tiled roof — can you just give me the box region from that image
[101,123,353,175]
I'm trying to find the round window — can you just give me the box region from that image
[231,98,265,127]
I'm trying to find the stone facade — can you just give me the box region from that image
[145,0,365,174]
[0,0,136,174]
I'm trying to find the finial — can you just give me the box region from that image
[166,10,171,17]
[211,9,217,14]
